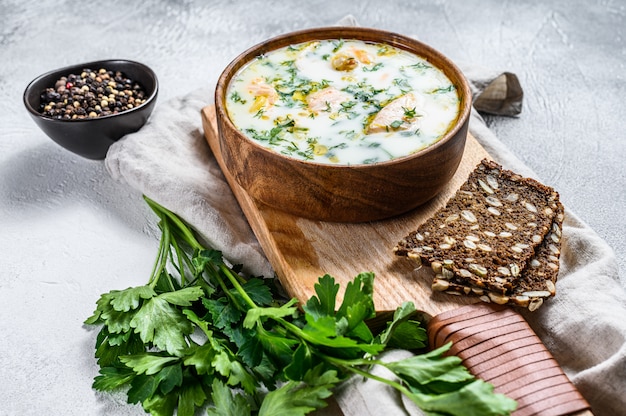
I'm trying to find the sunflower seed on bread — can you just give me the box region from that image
[430,200,564,311]
[394,159,563,310]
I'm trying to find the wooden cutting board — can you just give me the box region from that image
[201,105,484,317]
[201,105,592,416]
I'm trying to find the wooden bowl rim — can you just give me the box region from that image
[215,26,472,170]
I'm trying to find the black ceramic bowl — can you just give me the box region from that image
[23,59,158,160]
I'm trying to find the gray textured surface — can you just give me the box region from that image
[0,1,624,414]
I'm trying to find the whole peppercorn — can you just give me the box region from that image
[39,68,148,119]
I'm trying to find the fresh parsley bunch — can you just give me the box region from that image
[85,196,516,416]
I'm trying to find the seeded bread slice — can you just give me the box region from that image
[430,202,564,311]
[394,159,561,295]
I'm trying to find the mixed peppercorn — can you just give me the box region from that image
[39,68,147,119]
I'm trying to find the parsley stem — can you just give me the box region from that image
[219,264,258,309]
[324,356,414,400]
[199,259,246,311]
[149,210,175,290]
[145,196,205,290]
[347,364,413,397]
[148,213,168,286]
[274,317,378,351]
[169,231,187,286]
[87,197,517,416]
[143,196,203,251]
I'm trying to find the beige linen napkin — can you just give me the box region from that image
[105,91,274,279]
[104,18,625,416]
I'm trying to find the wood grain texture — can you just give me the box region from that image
[428,304,592,416]
[213,26,472,223]
[203,104,482,317]
[202,105,593,416]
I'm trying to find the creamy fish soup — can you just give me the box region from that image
[226,39,460,165]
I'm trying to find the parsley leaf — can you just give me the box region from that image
[119,354,179,376]
[129,296,194,356]
[92,365,136,391]
[85,196,517,416]
[303,274,339,319]
[183,343,217,375]
[206,379,251,416]
[377,301,426,350]
[258,366,339,416]
[243,298,299,329]
[110,286,156,312]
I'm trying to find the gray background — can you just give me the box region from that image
[1,1,624,414]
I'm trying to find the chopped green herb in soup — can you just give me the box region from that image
[226,39,460,165]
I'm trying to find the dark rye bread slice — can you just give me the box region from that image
[394,159,561,295]
[431,201,564,311]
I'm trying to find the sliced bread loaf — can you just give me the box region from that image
[394,159,562,300]
[430,201,563,311]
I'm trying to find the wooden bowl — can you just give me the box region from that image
[214,27,471,223]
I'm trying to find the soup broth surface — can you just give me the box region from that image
[226,39,460,165]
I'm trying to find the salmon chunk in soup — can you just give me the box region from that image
[226,39,460,165]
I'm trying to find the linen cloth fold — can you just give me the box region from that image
[104,19,625,416]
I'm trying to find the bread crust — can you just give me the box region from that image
[395,159,563,310]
